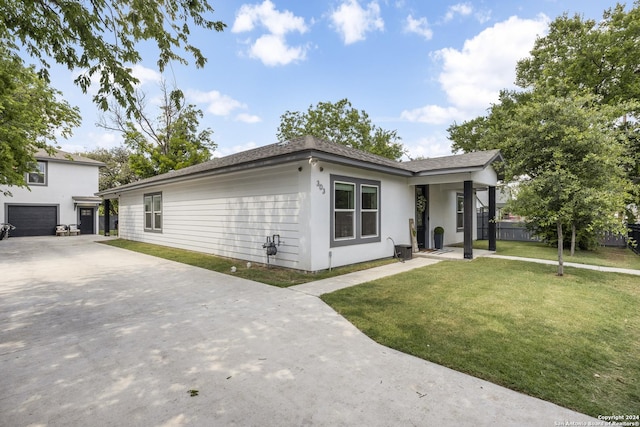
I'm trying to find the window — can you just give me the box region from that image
[456,193,464,231]
[334,182,355,239]
[27,161,47,185]
[331,175,380,247]
[361,185,378,237]
[144,193,162,231]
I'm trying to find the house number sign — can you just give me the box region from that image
[316,180,325,195]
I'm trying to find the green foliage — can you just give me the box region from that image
[82,146,137,191]
[277,98,405,160]
[447,2,640,269]
[434,226,444,234]
[0,47,80,194]
[82,146,138,215]
[0,0,225,114]
[99,83,215,179]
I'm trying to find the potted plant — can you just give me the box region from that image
[434,226,444,249]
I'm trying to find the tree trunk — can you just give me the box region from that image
[557,221,564,276]
[570,223,576,257]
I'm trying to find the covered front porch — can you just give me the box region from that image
[407,152,502,260]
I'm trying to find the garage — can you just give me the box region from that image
[6,205,58,237]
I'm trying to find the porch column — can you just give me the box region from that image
[488,186,496,251]
[104,199,110,237]
[464,180,473,259]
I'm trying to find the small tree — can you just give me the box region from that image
[506,93,627,275]
[277,98,405,160]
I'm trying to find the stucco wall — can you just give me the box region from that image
[306,162,414,271]
[427,184,477,247]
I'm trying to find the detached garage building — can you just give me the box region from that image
[1,149,104,237]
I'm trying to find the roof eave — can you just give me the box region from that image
[96,149,412,197]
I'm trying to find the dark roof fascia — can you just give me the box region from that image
[97,149,411,197]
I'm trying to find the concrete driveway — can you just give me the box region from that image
[0,236,595,426]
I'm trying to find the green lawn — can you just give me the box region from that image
[100,239,395,287]
[321,258,640,417]
[472,240,640,270]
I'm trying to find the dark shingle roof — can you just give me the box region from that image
[402,149,503,174]
[97,136,502,196]
[35,148,105,167]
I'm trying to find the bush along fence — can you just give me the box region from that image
[477,211,635,250]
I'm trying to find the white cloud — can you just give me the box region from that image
[235,113,262,123]
[404,15,433,40]
[213,141,259,158]
[232,0,308,66]
[404,134,454,159]
[330,0,384,45]
[188,90,246,116]
[400,105,461,125]
[434,15,549,112]
[249,34,307,66]
[130,65,162,87]
[232,0,307,35]
[444,3,473,22]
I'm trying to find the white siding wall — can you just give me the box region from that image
[0,161,100,230]
[118,164,308,270]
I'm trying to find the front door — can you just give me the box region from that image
[79,208,94,234]
[416,186,429,249]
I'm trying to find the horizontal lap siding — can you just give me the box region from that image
[119,167,302,269]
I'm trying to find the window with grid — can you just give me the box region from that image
[144,193,162,231]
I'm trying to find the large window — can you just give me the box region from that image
[456,193,464,231]
[144,193,162,231]
[361,185,378,237]
[334,182,355,239]
[331,175,380,247]
[27,161,47,185]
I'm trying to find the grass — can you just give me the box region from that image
[100,239,396,287]
[321,258,640,417]
[470,240,640,270]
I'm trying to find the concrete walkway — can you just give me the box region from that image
[487,254,640,276]
[0,237,600,426]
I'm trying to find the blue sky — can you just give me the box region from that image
[47,0,619,159]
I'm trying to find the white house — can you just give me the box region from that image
[97,136,502,272]
[1,149,104,236]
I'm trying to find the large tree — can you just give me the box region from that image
[448,3,640,269]
[504,94,627,275]
[99,82,215,179]
[0,0,225,114]
[277,99,405,160]
[0,48,80,195]
[515,2,640,210]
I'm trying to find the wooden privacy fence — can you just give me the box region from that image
[477,211,633,249]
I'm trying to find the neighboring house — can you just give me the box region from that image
[97,136,502,272]
[1,149,105,236]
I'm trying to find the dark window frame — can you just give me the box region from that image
[330,175,381,247]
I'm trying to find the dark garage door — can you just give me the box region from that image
[7,205,58,237]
